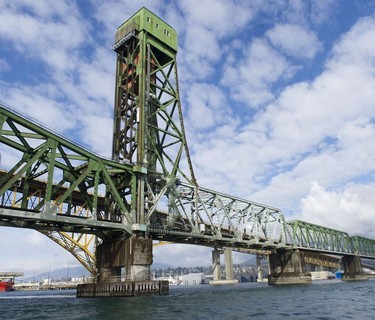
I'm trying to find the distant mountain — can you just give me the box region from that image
[19,258,260,283]
[151,262,173,269]
[22,266,90,282]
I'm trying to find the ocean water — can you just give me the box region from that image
[0,280,374,320]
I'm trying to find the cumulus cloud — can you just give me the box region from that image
[266,23,322,59]
[221,38,293,108]
[0,1,116,153]
[300,182,375,238]
[0,1,87,72]
[185,83,232,130]
[1,228,75,274]
[0,82,76,131]
[172,18,375,255]
[176,0,256,81]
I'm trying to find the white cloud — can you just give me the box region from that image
[0,1,87,72]
[266,23,322,59]
[0,2,116,154]
[221,38,293,108]
[300,182,375,238]
[0,228,75,275]
[80,114,113,156]
[185,83,232,130]
[190,13,375,218]
[0,82,76,132]
[176,0,256,81]
[329,16,375,77]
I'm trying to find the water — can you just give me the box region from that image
[1,280,374,320]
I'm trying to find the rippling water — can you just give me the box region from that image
[1,280,374,320]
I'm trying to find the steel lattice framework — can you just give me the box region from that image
[1,8,374,275]
[1,103,375,274]
[0,104,136,273]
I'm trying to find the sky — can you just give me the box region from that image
[1,0,375,275]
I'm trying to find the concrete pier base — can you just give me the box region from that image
[91,235,169,297]
[209,248,239,285]
[268,250,311,285]
[268,274,311,285]
[341,255,369,281]
[209,279,239,285]
[76,280,169,297]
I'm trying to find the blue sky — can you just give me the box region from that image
[1,0,375,274]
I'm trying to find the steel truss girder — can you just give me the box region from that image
[148,181,291,249]
[303,251,340,269]
[40,231,97,275]
[288,220,375,258]
[0,104,138,273]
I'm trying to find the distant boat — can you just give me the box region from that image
[0,272,24,292]
[0,280,14,292]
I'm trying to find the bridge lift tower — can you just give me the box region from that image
[93,7,196,290]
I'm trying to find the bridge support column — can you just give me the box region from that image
[210,248,238,285]
[256,254,266,282]
[224,248,234,281]
[77,235,169,297]
[341,255,368,281]
[268,250,311,285]
[211,248,221,281]
[95,238,125,283]
[124,235,153,281]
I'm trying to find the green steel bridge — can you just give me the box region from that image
[0,8,374,288]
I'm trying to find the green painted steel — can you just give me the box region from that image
[1,103,374,259]
[113,7,178,52]
[111,6,196,235]
[0,104,135,236]
[287,220,375,259]
[1,8,375,275]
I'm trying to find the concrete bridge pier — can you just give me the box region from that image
[256,254,267,282]
[94,235,153,282]
[268,249,311,285]
[124,235,153,280]
[212,248,221,281]
[224,248,235,281]
[209,248,239,285]
[95,238,125,283]
[341,255,368,281]
[76,235,169,297]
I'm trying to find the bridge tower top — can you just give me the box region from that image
[113,7,178,52]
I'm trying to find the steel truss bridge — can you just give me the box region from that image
[1,103,374,274]
[0,8,374,279]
